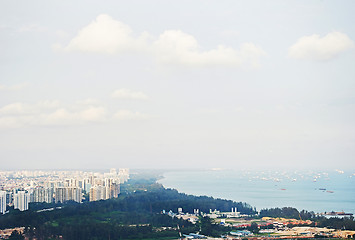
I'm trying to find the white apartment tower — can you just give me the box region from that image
[14,191,29,211]
[0,191,6,214]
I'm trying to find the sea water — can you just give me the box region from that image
[158,169,355,214]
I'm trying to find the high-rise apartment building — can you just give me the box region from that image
[55,187,82,203]
[89,185,109,201]
[31,187,54,203]
[44,188,54,203]
[110,183,120,198]
[83,178,92,194]
[0,191,6,214]
[89,178,120,202]
[13,191,29,211]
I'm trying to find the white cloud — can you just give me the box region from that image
[79,107,107,122]
[41,108,75,125]
[36,100,61,110]
[0,101,60,116]
[113,110,148,120]
[64,14,147,54]
[0,101,107,128]
[0,116,35,128]
[0,103,27,115]
[0,83,28,91]
[111,89,148,100]
[41,106,107,125]
[61,14,265,67]
[0,99,149,128]
[288,31,354,61]
[153,30,265,67]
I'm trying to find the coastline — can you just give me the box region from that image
[158,169,355,214]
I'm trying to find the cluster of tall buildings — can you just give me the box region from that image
[55,187,82,203]
[0,168,129,214]
[87,168,129,201]
[89,179,120,201]
[31,187,54,203]
[0,190,30,213]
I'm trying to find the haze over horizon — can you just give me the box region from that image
[1,1,355,170]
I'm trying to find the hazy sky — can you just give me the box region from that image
[1,1,354,170]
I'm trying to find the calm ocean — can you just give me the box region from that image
[158,169,355,214]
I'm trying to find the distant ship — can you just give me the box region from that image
[317,211,353,219]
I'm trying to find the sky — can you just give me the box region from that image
[0,0,354,170]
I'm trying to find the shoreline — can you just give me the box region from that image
[157,169,355,215]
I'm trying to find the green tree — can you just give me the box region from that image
[200,216,213,236]
[9,230,25,240]
[249,222,259,233]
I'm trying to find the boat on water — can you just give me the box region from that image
[317,211,353,219]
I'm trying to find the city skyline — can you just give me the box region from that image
[1,1,355,170]
[0,168,129,214]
